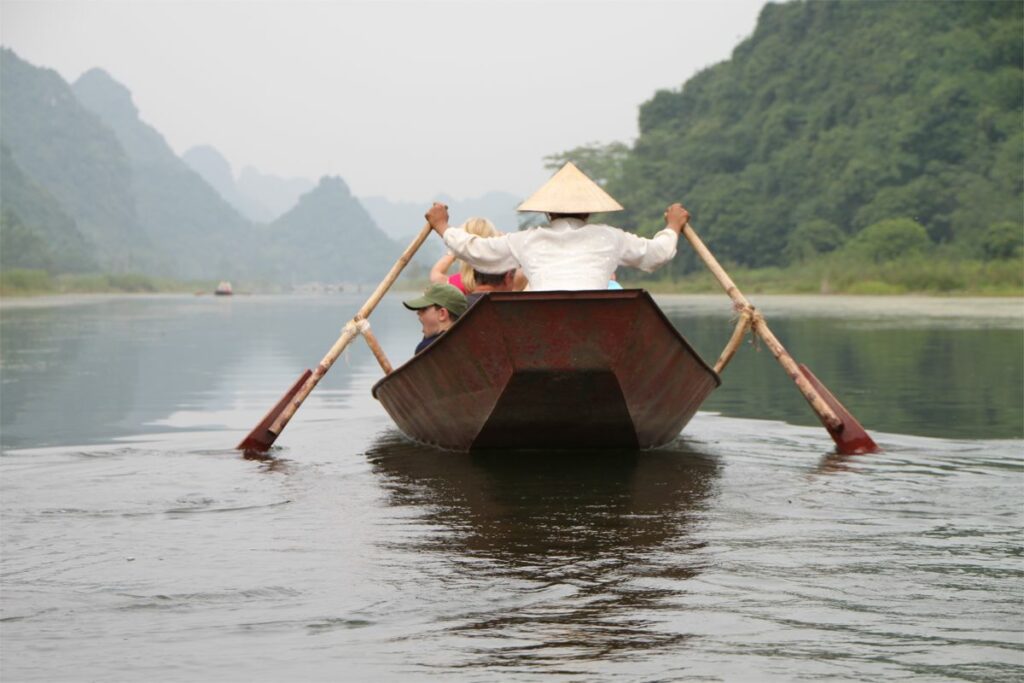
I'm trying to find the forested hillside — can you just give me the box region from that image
[0,49,403,289]
[556,1,1023,279]
[268,177,398,284]
[4,0,1019,295]
[0,146,96,273]
[71,68,267,280]
[0,48,146,271]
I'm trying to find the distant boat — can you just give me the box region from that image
[214,281,233,296]
[371,290,720,450]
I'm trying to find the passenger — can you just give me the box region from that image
[424,162,689,291]
[465,267,516,307]
[428,217,499,294]
[402,283,468,354]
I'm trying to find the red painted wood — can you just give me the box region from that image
[237,369,313,452]
[799,364,880,454]
[372,290,720,450]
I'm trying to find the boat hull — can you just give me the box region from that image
[372,290,720,450]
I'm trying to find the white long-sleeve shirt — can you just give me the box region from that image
[442,217,678,291]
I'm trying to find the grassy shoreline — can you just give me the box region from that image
[3,291,1020,325]
[3,255,1022,299]
[629,256,1023,297]
[0,269,292,298]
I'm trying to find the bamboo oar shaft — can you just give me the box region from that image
[267,223,433,436]
[681,224,750,308]
[355,223,435,321]
[750,317,842,430]
[359,322,393,375]
[714,311,751,374]
[681,223,842,430]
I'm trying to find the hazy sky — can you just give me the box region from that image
[2,0,767,202]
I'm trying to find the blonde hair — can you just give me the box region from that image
[458,217,499,292]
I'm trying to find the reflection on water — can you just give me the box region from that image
[660,301,1024,440]
[2,295,1022,681]
[367,434,719,666]
[0,295,394,450]
[1,294,1020,450]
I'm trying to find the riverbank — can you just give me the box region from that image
[3,290,1021,324]
[632,256,1023,297]
[653,293,1024,324]
[0,270,205,297]
[5,252,1022,300]
[0,269,294,298]
[0,292,207,309]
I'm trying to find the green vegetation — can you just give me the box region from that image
[0,49,142,267]
[625,252,1023,297]
[267,176,398,284]
[4,1,1022,297]
[71,67,270,280]
[0,269,294,297]
[0,269,187,296]
[0,148,98,273]
[551,1,1023,294]
[0,50,403,292]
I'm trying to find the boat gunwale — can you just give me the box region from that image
[371,289,721,399]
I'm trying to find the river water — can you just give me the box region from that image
[1,293,1021,682]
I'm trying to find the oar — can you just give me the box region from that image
[681,222,879,455]
[237,223,434,453]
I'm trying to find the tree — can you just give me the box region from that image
[843,218,931,263]
[784,219,846,263]
[982,221,1023,260]
[0,209,53,271]
[543,142,630,188]
[595,0,1022,272]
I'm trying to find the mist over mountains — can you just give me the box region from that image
[1,50,144,273]
[179,142,523,269]
[181,145,523,242]
[3,0,1019,292]
[266,176,399,283]
[0,48,519,286]
[0,145,97,273]
[71,66,263,280]
[360,192,521,240]
[180,145,279,223]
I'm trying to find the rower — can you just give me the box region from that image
[425,162,690,291]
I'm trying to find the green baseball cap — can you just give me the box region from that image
[403,283,468,317]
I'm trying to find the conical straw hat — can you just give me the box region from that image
[517,162,624,213]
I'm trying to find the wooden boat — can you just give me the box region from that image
[239,223,877,456]
[371,290,720,450]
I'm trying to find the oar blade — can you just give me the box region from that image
[237,369,313,453]
[798,364,879,455]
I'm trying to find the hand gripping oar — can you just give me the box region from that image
[682,222,879,455]
[237,223,434,453]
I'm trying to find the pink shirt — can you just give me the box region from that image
[447,272,467,294]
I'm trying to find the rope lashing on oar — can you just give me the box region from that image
[337,318,361,338]
[714,302,763,374]
[731,302,844,431]
[737,302,765,352]
[348,317,393,375]
[339,320,359,368]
